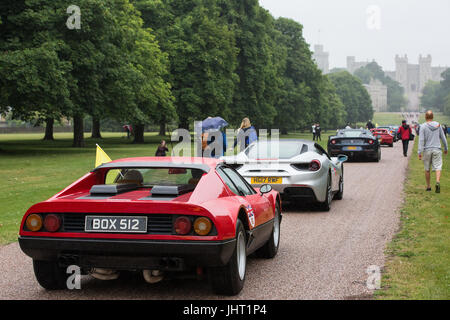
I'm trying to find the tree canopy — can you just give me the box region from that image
[1,0,375,146]
[420,68,450,116]
[328,71,373,124]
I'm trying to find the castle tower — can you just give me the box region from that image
[418,54,432,92]
[313,45,329,74]
[347,56,356,74]
[395,54,408,91]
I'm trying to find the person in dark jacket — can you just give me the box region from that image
[366,120,375,130]
[155,140,169,157]
[315,123,322,141]
[397,120,412,157]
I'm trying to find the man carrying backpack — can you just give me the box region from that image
[398,120,412,157]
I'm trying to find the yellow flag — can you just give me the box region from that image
[95,144,112,167]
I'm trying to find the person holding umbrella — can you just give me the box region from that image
[201,117,228,158]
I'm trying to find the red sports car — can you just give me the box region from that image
[370,128,394,147]
[19,157,281,295]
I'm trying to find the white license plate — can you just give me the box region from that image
[85,216,147,233]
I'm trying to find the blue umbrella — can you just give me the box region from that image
[201,117,228,132]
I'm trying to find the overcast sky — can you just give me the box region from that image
[259,0,450,71]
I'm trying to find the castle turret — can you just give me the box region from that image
[395,54,408,91]
[418,54,432,91]
[347,56,356,73]
[313,45,329,74]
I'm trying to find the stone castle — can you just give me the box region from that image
[385,55,447,110]
[312,44,448,111]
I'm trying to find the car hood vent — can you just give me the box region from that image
[89,184,138,196]
[150,184,195,197]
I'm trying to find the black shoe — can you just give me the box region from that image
[426,187,431,192]
[436,183,440,193]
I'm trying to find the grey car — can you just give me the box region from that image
[221,139,347,211]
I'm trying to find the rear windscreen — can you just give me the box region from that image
[245,141,307,159]
[105,168,205,187]
[339,130,370,138]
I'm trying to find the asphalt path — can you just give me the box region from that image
[0,142,411,299]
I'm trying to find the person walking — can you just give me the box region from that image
[418,110,448,193]
[315,123,322,141]
[312,123,317,141]
[366,120,374,130]
[397,120,412,157]
[155,140,169,156]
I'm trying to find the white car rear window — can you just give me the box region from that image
[245,141,307,159]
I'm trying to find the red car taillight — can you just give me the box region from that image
[331,140,336,144]
[368,139,374,145]
[43,214,61,232]
[174,216,192,235]
[309,160,321,171]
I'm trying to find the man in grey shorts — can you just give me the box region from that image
[418,110,448,193]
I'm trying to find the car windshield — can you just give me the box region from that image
[245,141,307,159]
[104,168,205,187]
[338,130,370,138]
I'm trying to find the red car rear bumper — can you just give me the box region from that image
[19,236,236,270]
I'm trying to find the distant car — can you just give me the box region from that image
[222,139,347,211]
[19,157,281,295]
[378,125,399,142]
[371,128,394,147]
[328,129,381,162]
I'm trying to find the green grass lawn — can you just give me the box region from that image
[372,112,405,126]
[375,141,450,299]
[0,132,169,244]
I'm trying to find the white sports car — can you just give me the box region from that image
[222,139,347,211]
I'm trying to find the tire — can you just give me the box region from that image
[255,203,281,259]
[318,174,332,211]
[208,220,246,295]
[334,174,344,200]
[33,260,68,290]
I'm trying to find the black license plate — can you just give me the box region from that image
[85,216,147,233]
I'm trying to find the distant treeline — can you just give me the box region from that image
[421,69,450,116]
[0,0,373,146]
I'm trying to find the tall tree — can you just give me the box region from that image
[0,2,73,140]
[328,71,373,124]
[1,0,174,146]
[135,0,238,130]
[218,0,280,129]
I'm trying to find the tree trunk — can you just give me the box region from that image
[91,118,102,139]
[133,124,145,144]
[159,120,166,136]
[73,115,85,147]
[43,118,54,140]
[179,118,189,130]
[280,128,288,135]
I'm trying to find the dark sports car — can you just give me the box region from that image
[328,129,381,162]
[19,157,281,295]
